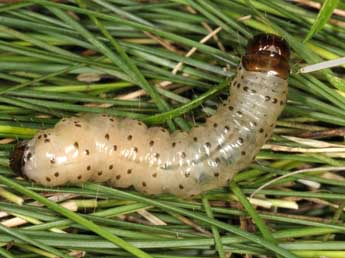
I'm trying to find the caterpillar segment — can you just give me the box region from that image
[10,34,290,197]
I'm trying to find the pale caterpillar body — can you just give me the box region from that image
[10,34,290,197]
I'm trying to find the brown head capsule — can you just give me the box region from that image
[9,141,27,177]
[242,33,290,79]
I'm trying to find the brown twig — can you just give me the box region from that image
[170,212,213,237]
[291,0,345,17]
[299,128,345,139]
[117,26,222,100]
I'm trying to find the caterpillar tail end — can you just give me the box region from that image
[10,141,27,177]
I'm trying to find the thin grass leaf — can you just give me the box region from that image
[0,224,72,258]
[77,0,185,130]
[0,2,34,13]
[304,0,340,43]
[143,79,228,124]
[201,196,225,258]
[1,1,345,257]
[0,175,153,258]
[28,0,239,63]
[84,183,298,258]
[92,0,154,26]
[0,246,16,258]
[230,182,277,244]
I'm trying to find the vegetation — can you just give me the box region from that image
[0,0,344,257]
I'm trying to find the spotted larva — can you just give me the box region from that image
[10,34,290,197]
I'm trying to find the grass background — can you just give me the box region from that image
[0,0,344,257]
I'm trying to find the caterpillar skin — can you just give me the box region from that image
[10,34,290,197]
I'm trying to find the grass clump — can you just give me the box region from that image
[0,0,344,257]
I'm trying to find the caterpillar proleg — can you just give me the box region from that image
[10,34,290,197]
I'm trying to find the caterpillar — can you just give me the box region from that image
[10,34,290,197]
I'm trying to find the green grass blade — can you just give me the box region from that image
[143,79,228,124]
[0,223,72,258]
[304,0,340,43]
[230,181,277,243]
[202,196,226,258]
[84,183,299,258]
[0,247,16,258]
[0,175,153,258]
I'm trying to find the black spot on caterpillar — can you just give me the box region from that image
[10,34,290,197]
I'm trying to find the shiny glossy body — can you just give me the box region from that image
[11,34,290,197]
